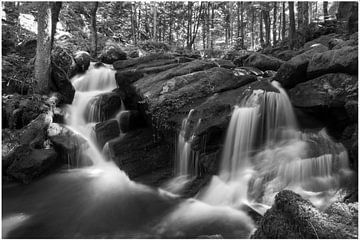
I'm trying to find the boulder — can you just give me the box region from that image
[303,33,341,50]
[274,44,329,88]
[48,123,90,167]
[243,53,284,71]
[273,49,298,61]
[2,129,21,170]
[113,53,174,70]
[288,73,358,108]
[68,51,91,78]
[107,128,170,178]
[95,119,120,148]
[233,67,264,76]
[307,46,358,79]
[117,110,146,133]
[85,92,123,122]
[252,190,358,239]
[99,45,127,64]
[5,145,58,183]
[2,94,51,129]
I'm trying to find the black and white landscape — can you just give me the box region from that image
[2,1,358,239]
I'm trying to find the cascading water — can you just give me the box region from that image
[3,62,255,238]
[198,81,352,210]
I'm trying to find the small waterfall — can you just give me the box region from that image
[199,81,352,209]
[66,62,122,168]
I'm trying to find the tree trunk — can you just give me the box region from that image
[288,1,296,49]
[282,2,286,41]
[303,2,309,25]
[210,3,215,50]
[152,3,157,41]
[240,2,245,49]
[260,11,264,47]
[251,10,255,50]
[188,2,204,50]
[273,2,277,45]
[90,2,98,57]
[264,7,271,47]
[206,2,211,49]
[297,2,303,30]
[323,1,328,20]
[35,3,53,94]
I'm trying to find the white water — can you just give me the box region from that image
[198,81,352,209]
[3,62,255,238]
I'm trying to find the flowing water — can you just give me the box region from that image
[198,81,352,210]
[2,63,255,238]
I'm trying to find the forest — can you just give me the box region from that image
[2,1,359,239]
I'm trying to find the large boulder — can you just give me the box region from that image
[117,110,146,133]
[243,53,284,71]
[107,128,170,178]
[5,145,58,183]
[2,94,51,129]
[85,92,123,122]
[95,119,120,148]
[99,45,127,64]
[68,51,91,78]
[307,46,358,79]
[113,53,174,70]
[288,73,357,138]
[252,190,358,239]
[341,124,358,170]
[47,123,90,167]
[288,73,357,108]
[274,44,329,88]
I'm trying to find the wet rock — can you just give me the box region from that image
[288,73,357,108]
[252,190,358,239]
[48,123,90,167]
[117,110,146,133]
[5,145,58,183]
[69,51,91,77]
[341,124,358,170]
[107,128,170,178]
[303,33,341,50]
[210,59,235,69]
[233,67,264,76]
[85,92,123,122]
[222,50,252,66]
[2,129,21,170]
[274,44,329,88]
[19,111,53,147]
[274,49,298,61]
[99,45,127,64]
[263,70,276,78]
[243,53,284,71]
[113,53,174,70]
[307,46,358,79]
[328,38,345,49]
[345,100,358,124]
[95,119,120,148]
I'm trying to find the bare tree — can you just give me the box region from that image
[90,2,98,57]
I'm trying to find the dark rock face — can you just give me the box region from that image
[288,73,357,108]
[113,53,174,70]
[252,190,358,239]
[95,119,120,148]
[307,46,358,79]
[47,123,90,167]
[273,49,298,61]
[5,145,58,183]
[117,110,146,133]
[341,124,358,170]
[99,45,127,64]
[107,128,170,178]
[2,94,51,129]
[69,51,91,77]
[85,92,123,122]
[50,47,76,104]
[243,53,284,71]
[274,44,329,88]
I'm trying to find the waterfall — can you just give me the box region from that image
[66,63,123,168]
[175,109,202,176]
[198,81,352,209]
